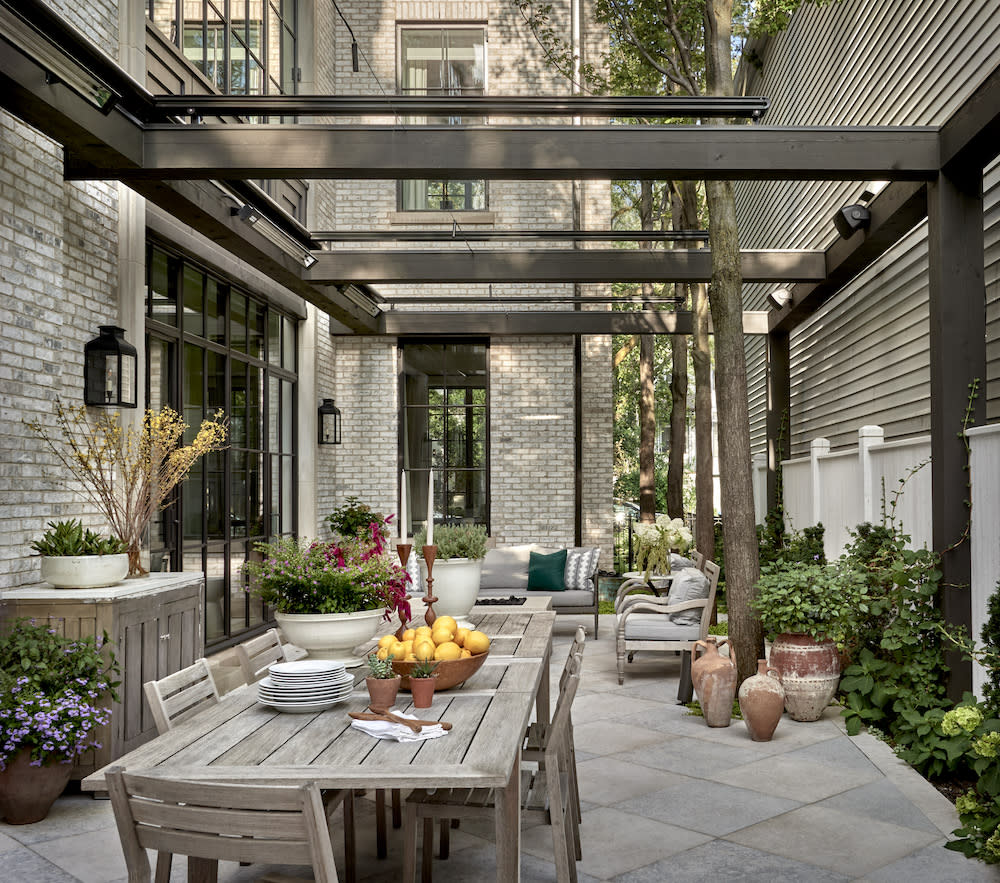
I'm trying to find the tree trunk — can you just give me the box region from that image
[704,0,762,683]
[638,180,656,523]
[666,184,688,520]
[691,282,714,565]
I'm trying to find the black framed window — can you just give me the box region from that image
[397,26,487,211]
[400,341,488,532]
[146,241,297,650]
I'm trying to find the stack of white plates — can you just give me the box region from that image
[257,660,356,713]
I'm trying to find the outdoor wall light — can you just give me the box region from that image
[84,326,137,408]
[318,399,342,445]
[833,204,871,239]
[232,204,260,225]
[233,202,317,268]
[767,288,792,309]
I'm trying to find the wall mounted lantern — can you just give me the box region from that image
[833,204,871,239]
[318,398,342,445]
[84,325,137,408]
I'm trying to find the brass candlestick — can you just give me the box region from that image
[394,542,413,640]
[422,544,437,628]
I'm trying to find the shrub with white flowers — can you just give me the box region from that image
[634,515,693,579]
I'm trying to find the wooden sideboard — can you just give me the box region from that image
[0,573,204,780]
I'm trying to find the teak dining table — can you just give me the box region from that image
[84,608,557,883]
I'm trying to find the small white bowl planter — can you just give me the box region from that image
[39,554,129,589]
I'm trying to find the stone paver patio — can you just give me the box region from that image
[2,614,996,882]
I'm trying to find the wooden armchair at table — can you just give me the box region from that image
[106,768,353,883]
[615,559,721,701]
[235,627,289,684]
[142,657,221,735]
[403,654,585,883]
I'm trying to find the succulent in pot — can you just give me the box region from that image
[407,659,439,709]
[365,651,401,713]
[30,519,129,589]
[752,561,868,722]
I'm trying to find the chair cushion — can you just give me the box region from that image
[564,547,600,590]
[480,545,548,590]
[528,549,568,591]
[623,613,702,642]
[671,553,696,570]
[665,568,711,627]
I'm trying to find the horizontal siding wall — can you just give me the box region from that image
[738,0,1000,457]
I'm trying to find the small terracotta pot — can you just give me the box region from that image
[0,751,73,824]
[366,676,401,713]
[409,676,436,709]
[691,637,737,728]
[738,659,785,741]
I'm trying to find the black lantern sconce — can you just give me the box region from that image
[84,325,137,408]
[318,398,342,445]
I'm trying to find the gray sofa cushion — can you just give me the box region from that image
[665,568,711,627]
[624,613,702,642]
[480,545,550,591]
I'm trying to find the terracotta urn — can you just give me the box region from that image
[409,676,436,709]
[691,637,737,727]
[0,751,73,825]
[769,633,840,722]
[366,676,401,714]
[738,659,785,741]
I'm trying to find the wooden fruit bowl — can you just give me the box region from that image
[392,651,489,691]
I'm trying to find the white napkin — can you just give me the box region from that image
[350,709,448,742]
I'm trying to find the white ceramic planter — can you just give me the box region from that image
[39,554,129,589]
[423,558,483,625]
[274,608,385,665]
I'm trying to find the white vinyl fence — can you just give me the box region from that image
[753,423,1000,698]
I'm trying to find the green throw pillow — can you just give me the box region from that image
[527,549,568,591]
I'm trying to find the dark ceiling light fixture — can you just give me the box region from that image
[84,325,137,408]
[766,288,792,310]
[232,202,317,267]
[318,399,342,445]
[330,0,360,72]
[833,204,872,239]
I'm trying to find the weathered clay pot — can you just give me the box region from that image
[691,637,737,727]
[738,659,785,741]
[366,676,401,714]
[769,633,840,722]
[0,751,73,824]
[409,677,436,709]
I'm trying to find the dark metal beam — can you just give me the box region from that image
[148,94,770,121]
[71,125,942,182]
[381,296,683,304]
[307,249,825,284]
[374,310,770,336]
[768,181,929,332]
[939,62,1000,174]
[311,230,710,242]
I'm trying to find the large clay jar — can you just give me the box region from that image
[691,637,737,727]
[0,751,73,824]
[738,659,785,741]
[769,633,840,722]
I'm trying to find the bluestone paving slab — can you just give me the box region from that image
[614,777,802,836]
[859,841,1000,882]
[816,779,942,835]
[610,838,851,882]
[0,828,21,853]
[725,803,941,877]
[2,846,79,881]
[572,718,665,756]
[575,806,712,879]
[569,691,664,721]
[616,733,765,778]
[784,729,883,773]
[30,823,130,883]
[0,792,116,846]
[703,751,883,802]
[576,755,698,805]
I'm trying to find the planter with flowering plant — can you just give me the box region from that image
[245,526,411,665]
[634,516,694,583]
[0,619,119,824]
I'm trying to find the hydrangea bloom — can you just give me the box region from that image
[941,705,984,735]
[973,731,1000,758]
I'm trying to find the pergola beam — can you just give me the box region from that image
[939,63,1000,174]
[67,124,942,182]
[307,249,825,284]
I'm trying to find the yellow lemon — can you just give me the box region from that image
[413,640,436,662]
[461,649,471,658]
[389,642,406,660]
[376,645,391,661]
[404,654,417,663]
[454,627,470,647]
[434,641,462,661]
[402,628,416,642]
[415,626,433,638]
[378,634,396,649]
[401,640,414,655]
[434,615,458,633]
[464,630,490,655]
[431,627,455,646]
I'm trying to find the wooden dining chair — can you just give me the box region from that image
[403,658,584,883]
[236,627,289,684]
[106,767,353,883]
[143,657,220,735]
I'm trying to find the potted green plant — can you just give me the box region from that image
[245,533,411,665]
[0,619,119,824]
[326,496,393,545]
[752,561,867,721]
[365,651,401,713]
[26,403,226,577]
[30,519,129,589]
[408,658,439,709]
[415,524,488,625]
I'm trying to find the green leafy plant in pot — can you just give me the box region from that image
[415,525,488,624]
[752,561,867,722]
[30,519,129,589]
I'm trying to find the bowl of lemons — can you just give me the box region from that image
[377,616,491,690]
